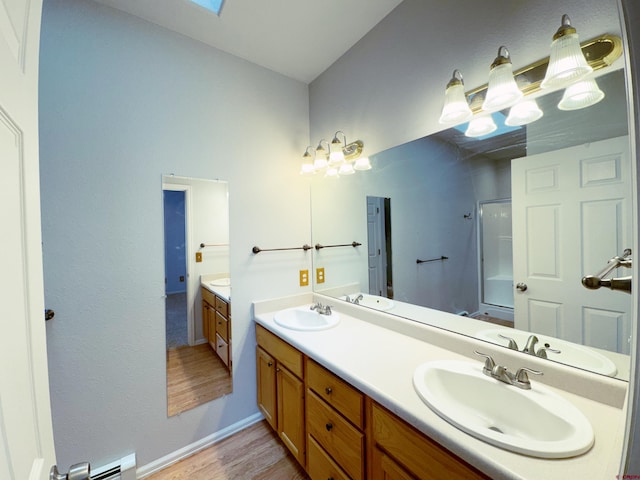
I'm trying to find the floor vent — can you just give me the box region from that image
[92,453,136,480]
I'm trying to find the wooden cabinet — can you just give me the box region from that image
[201,286,231,371]
[256,325,305,466]
[306,358,365,480]
[369,401,490,480]
[255,324,492,480]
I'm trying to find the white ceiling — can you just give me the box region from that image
[90,0,404,84]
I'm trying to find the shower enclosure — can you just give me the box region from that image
[478,199,514,321]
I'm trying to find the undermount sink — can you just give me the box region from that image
[341,293,395,311]
[209,277,231,287]
[274,306,340,331]
[476,328,617,377]
[413,360,594,458]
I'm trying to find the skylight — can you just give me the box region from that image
[189,0,225,15]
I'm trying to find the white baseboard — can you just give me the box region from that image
[136,413,264,478]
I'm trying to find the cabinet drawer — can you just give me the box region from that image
[215,311,229,341]
[307,391,364,480]
[256,325,303,378]
[307,358,364,429]
[371,401,490,480]
[215,296,229,317]
[201,287,216,306]
[307,435,350,480]
[215,333,229,367]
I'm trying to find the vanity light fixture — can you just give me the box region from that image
[439,69,473,125]
[314,139,329,170]
[541,14,593,90]
[466,94,497,137]
[557,77,605,110]
[300,146,316,175]
[465,115,498,138]
[329,131,346,165]
[354,155,372,171]
[505,98,543,126]
[505,77,543,126]
[301,132,370,177]
[482,46,523,112]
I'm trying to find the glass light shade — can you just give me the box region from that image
[558,78,604,110]
[483,63,523,112]
[439,82,472,124]
[313,154,328,170]
[541,16,592,89]
[465,115,497,138]
[300,163,315,175]
[329,135,345,165]
[338,162,355,175]
[325,166,339,178]
[354,156,372,171]
[505,99,544,126]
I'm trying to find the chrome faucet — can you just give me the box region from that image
[310,302,332,315]
[498,333,561,359]
[474,351,543,390]
[344,294,364,305]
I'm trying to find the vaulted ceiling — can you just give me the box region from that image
[91,0,404,83]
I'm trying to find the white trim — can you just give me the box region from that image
[136,413,264,478]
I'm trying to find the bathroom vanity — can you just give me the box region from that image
[201,282,231,371]
[253,294,627,480]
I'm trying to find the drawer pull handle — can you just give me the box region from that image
[328,478,334,480]
[325,422,333,431]
[267,361,273,367]
[325,387,333,395]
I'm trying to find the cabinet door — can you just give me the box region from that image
[277,365,305,466]
[256,347,277,429]
[372,447,416,480]
[202,302,210,340]
[208,309,217,350]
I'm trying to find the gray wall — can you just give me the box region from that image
[39,0,310,470]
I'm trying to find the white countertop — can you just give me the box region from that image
[201,274,231,302]
[253,294,627,480]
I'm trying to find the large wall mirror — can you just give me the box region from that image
[162,175,232,416]
[311,66,633,381]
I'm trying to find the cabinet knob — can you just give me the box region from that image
[325,422,333,431]
[267,362,273,367]
[325,387,333,395]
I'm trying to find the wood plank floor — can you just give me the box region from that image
[167,344,233,416]
[144,421,309,480]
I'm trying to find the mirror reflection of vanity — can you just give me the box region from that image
[162,175,232,416]
[311,67,633,381]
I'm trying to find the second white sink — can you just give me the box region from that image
[413,360,594,458]
[274,306,340,331]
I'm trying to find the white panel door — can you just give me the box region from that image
[367,196,386,296]
[512,136,632,353]
[0,1,56,480]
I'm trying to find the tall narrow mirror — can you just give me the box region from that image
[162,175,232,416]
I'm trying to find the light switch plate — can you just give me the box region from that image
[316,267,325,284]
[300,270,309,286]
[195,252,202,262]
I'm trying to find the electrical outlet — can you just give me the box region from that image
[195,252,202,262]
[316,267,325,284]
[299,269,309,286]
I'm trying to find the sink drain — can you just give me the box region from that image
[488,426,504,434]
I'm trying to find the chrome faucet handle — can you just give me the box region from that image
[536,346,561,359]
[514,367,543,389]
[498,333,519,350]
[474,351,496,374]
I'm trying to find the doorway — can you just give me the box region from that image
[163,187,189,349]
[366,196,393,298]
